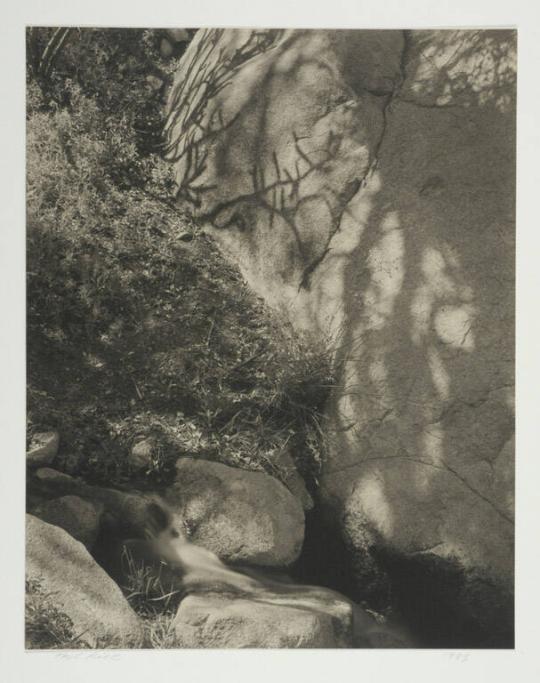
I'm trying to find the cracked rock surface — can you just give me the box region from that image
[166,29,516,646]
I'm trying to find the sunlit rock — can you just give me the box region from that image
[26,514,142,648]
[166,457,305,567]
[166,28,515,646]
[173,590,354,648]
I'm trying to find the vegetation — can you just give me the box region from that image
[26,28,337,494]
[119,548,182,648]
[25,575,178,649]
[25,579,91,649]
[120,549,183,616]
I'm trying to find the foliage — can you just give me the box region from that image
[113,547,183,648]
[119,547,183,618]
[143,613,178,649]
[26,28,337,494]
[26,27,185,158]
[25,579,91,649]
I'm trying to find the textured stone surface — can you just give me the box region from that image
[128,438,155,470]
[32,495,103,549]
[173,590,354,648]
[27,431,59,468]
[26,514,142,648]
[166,457,305,566]
[34,467,75,485]
[166,29,515,645]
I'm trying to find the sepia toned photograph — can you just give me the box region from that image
[25,25,515,650]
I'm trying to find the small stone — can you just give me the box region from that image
[160,37,174,58]
[27,431,60,468]
[35,467,74,484]
[128,439,155,470]
[273,449,314,511]
[178,231,194,242]
[146,74,163,91]
[166,29,190,44]
[33,495,103,549]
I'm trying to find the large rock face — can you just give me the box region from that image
[165,29,515,646]
[166,457,305,567]
[26,514,143,648]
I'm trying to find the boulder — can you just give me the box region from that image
[26,514,143,648]
[27,431,59,468]
[34,467,75,485]
[29,469,158,537]
[27,468,77,509]
[165,29,516,646]
[32,495,103,549]
[166,457,305,566]
[173,590,353,648]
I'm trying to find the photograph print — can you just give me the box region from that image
[25,27,515,649]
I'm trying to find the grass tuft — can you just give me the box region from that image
[25,579,91,649]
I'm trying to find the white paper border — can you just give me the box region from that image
[2,1,539,681]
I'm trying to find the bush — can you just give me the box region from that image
[27,28,337,493]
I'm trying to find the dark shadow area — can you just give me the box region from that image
[291,507,360,602]
[376,549,514,648]
[163,29,392,290]
[291,507,514,648]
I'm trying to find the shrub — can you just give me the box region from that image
[26,28,337,493]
